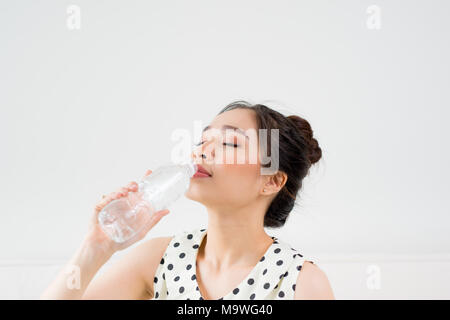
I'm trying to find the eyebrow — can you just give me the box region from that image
[202,124,249,139]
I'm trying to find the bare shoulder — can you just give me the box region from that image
[133,235,174,298]
[294,260,335,300]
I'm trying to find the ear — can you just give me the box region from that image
[261,171,288,195]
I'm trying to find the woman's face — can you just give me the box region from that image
[186,108,266,209]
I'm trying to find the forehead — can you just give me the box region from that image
[209,108,258,131]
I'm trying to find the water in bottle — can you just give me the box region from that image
[98,161,198,243]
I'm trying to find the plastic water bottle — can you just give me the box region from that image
[98,161,198,243]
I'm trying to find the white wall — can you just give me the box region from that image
[1,0,449,299]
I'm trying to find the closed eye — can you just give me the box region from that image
[224,143,239,147]
[195,141,239,147]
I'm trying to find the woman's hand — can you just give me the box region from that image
[84,169,170,255]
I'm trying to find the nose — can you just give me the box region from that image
[191,139,215,163]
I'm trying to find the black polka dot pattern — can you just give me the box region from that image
[151,228,308,300]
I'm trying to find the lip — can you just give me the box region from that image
[193,171,211,178]
[193,164,212,178]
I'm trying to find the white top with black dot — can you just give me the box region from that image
[151,227,314,300]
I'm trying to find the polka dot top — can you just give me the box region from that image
[151,227,315,300]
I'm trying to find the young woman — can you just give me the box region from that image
[41,101,334,300]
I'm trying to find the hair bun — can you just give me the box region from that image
[287,115,322,165]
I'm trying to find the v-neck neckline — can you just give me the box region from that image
[192,228,277,300]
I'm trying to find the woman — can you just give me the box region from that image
[41,101,334,300]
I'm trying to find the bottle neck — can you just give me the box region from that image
[185,161,198,177]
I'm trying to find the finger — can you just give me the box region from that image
[137,209,170,240]
[126,181,139,192]
[110,191,122,200]
[139,210,170,239]
[117,187,129,197]
[142,169,152,179]
[92,187,134,229]
[94,192,116,215]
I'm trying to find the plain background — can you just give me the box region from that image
[1,0,449,299]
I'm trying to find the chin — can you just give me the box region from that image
[185,188,209,204]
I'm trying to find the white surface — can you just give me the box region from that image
[2,254,449,300]
[1,0,449,299]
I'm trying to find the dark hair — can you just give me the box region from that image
[217,100,322,228]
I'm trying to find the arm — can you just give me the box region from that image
[294,261,335,300]
[40,169,170,300]
[82,236,173,300]
[40,237,113,300]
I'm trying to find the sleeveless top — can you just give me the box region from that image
[151,227,315,300]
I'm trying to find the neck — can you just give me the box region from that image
[199,202,274,272]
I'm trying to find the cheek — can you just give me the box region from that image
[217,163,260,191]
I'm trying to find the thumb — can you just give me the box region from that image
[136,209,170,240]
